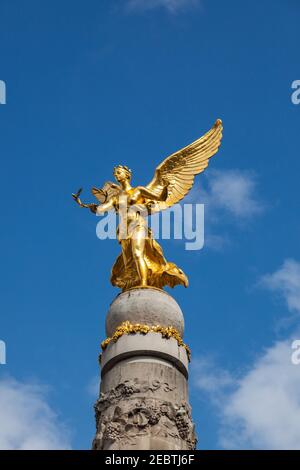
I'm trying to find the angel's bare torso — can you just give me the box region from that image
[113,189,150,232]
[112,186,165,227]
[95,176,167,286]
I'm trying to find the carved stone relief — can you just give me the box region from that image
[93,379,196,450]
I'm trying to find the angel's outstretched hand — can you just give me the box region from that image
[72,188,97,212]
[72,189,84,207]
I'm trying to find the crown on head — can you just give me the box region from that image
[114,165,132,175]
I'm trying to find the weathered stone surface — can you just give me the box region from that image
[94,288,196,450]
[93,361,196,450]
[100,333,189,378]
[101,358,189,404]
[106,288,184,337]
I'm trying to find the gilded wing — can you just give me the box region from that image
[91,181,121,204]
[146,119,223,211]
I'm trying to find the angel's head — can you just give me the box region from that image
[114,165,132,183]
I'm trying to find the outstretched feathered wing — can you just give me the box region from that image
[91,181,121,204]
[145,119,223,212]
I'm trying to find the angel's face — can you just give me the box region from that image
[114,167,129,183]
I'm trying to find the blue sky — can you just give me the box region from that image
[0,0,300,449]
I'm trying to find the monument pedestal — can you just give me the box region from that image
[92,288,197,450]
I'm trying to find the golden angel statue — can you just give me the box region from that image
[73,119,223,292]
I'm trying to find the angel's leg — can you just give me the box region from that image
[132,226,148,287]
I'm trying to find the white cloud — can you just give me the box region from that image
[221,340,300,450]
[127,0,200,14]
[202,169,263,219]
[185,168,263,250]
[192,259,300,449]
[192,357,235,403]
[0,377,71,450]
[261,259,300,315]
[193,340,300,449]
[203,233,230,251]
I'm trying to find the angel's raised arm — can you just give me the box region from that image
[96,197,115,215]
[91,181,120,215]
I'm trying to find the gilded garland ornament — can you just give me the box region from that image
[100,321,191,361]
[72,120,223,291]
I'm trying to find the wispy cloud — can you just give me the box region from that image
[220,340,300,450]
[192,259,300,449]
[187,168,264,250]
[201,169,263,220]
[192,357,235,404]
[193,341,300,450]
[127,0,200,14]
[260,259,300,315]
[0,377,71,450]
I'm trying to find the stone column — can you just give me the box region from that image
[92,288,197,450]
